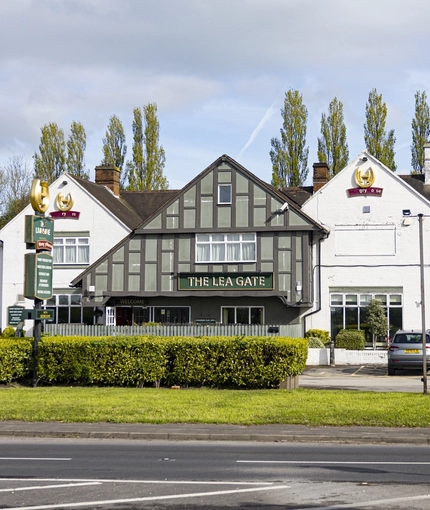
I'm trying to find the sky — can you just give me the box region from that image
[1,0,430,189]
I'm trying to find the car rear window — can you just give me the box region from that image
[393,334,430,344]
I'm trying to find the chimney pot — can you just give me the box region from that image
[95,165,120,196]
[313,162,329,193]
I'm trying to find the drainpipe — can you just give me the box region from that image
[303,232,328,336]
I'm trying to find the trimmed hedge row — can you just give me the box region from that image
[0,338,33,383]
[0,335,307,389]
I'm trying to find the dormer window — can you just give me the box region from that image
[218,184,232,204]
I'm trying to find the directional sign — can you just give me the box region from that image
[24,253,53,300]
[25,215,54,250]
[8,306,24,326]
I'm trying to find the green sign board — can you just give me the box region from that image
[24,253,53,300]
[36,309,55,320]
[25,215,54,249]
[8,306,24,325]
[178,273,274,291]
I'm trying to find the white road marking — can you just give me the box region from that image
[303,493,430,509]
[2,484,291,510]
[0,458,71,461]
[0,477,270,485]
[351,366,364,376]
[237,460,430,465]
[0,482,101,492]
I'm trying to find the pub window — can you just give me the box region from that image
[330,292,403,343]
[45,294,95,325]
[221,306,264,325]
[218,184,232,204]
[53,237,89,265]
[196,233,256,263]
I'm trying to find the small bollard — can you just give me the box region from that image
[330,338,335,366]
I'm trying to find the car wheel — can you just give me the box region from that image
[388,365,396,376]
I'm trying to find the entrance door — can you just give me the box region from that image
[116,307,133,326]
[105,307,115,326]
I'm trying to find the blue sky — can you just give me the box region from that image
[1,0,429,189]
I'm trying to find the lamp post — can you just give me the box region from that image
[418,214,427,394]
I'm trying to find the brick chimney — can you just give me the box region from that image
[95,165,120,196]
[424,142,430,185]
[313,162,329,193]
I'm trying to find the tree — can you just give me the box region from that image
[126,103,168,190]
[364,88,396,170]
[366,299,388,349]
[101,115,127,183]
[67,121,89,179]
[0,156,33,229]
[411,90,430,174]
[270,89,309,187]
[317,97,349,178]
[33,122,66,181]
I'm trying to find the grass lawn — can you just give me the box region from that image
[1,386,430,428]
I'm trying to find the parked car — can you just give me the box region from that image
[387,330,430,375]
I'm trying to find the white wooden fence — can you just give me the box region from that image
[44,323,303,338]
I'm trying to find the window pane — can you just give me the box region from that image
[58,295,69,305]
[345,294,357,305]
[331,307,343,339]
[196,234,209,242]
[226,233,240,241]
[345,307,358,329]
[236,308,249,324]
[70,307,82,323]
[390,294,402,305]
[330,294,343,306]
[219,184,232,203]
[70,294,82,305]
[375,294,387,305]
[360,294,372,306]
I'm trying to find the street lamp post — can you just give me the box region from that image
[418,214,427,394]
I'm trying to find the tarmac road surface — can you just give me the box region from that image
[300,364,427,392]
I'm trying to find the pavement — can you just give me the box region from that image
[1,365,430,445]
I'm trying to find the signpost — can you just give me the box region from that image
[24,179,53,387]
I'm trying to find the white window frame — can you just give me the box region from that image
[218,184,232,204]
[195,233,256,263]
[53,237,90,265]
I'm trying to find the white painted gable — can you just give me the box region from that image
[302,151,430,332]
[0,173,132,330]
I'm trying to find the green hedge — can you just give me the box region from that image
[335,329,366,350]
[0,338,33,382]
[0,335,307,389]
[305,329,330,343]
[307,336,325,349]
[164,336,307,388]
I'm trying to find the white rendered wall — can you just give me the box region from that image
[302,153,430,334]
[0,175,131,330]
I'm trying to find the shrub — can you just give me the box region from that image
[0,335,308,389]
[335,329,365,350]
[307,336,325,348]
[0,338,33,382]
[1,326,17,338]
[305,329,330,344]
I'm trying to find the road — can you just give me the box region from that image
[1,438,430,509]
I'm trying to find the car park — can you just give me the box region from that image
[387,330,430,375]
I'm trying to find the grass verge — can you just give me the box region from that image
[1,386,429,427]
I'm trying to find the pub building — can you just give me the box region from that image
[71,155,328,326]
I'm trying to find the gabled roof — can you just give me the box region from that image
[279,186,313,207]
[72,175,143,230]
[120,190,180,224]
[398,174,430,201]
[133,154,328,234]
[72,175,179,229]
